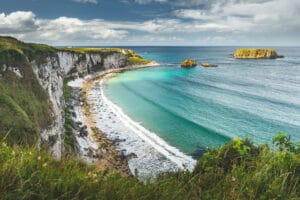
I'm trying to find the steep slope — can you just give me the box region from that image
[0,36,151,159]
[0,37,56,147]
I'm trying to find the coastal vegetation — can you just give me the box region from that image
[233,48,284,59]
[1,133,300,199]
[0,36,54,146]
[60,47,129,54]
[63,78,76,153]
[127,54,151,64]
[0,36,56,66]
[181,59,197,67]
[1,36,298,199]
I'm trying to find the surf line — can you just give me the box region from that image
[99,78,196,171]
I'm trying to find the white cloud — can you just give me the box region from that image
[134,0,167,4]
[72,0,98,4]
[37,17,128,41]
[174,0,300,34]
[0,11,200,45]
[0,11,128,45]
[172,0,274,8]
[0,0,300,46]
[173,9,216,21]
[0,11,38,33]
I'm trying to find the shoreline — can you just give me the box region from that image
[69,62,196,179]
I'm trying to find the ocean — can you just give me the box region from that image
[103,47,300,156]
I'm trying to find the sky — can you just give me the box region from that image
[0,0,300,46]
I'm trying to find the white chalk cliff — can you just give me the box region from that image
[31,50,131,159]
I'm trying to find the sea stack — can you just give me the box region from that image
[181,59,197,68]
[233,48,284,59]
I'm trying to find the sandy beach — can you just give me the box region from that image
[69,62,196,179]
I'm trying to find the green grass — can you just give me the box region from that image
[63,78,76,153]
[0,36,57,66]
[1,133,300,199]
[0,67,52,146]
[127,55,151,65]
[0,36,53,146]
[59,47,124,54]
[63,78,73,103]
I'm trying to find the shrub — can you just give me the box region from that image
[1,134,300,199]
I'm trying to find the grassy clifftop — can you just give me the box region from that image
[0,37,151,67]
[59,47,130,54]
[1,133,299,199]
[0,36,57,66]
[0,37,54,146]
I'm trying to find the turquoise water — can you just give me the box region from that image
[104,47,300,155]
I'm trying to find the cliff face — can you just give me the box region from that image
[58,51,128,76]
[233,48,284,59]
[0,37,56,149]
[0,36,149,159]
[30,56,64,159]
[31,51,141,158]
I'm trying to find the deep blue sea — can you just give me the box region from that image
[103,47,300,155]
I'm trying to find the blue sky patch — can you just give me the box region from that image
[0,0,299,46]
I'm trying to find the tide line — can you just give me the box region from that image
[99,78,196,171]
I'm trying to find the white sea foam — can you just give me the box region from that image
[87,76,196,179]
[100,79,196,170]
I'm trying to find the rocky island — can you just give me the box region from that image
[201,63,218,67]
[181,59,197,68]
[233,48,284,59]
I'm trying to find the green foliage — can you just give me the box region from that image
[272,132,296,152]
[63,78,73,103]
[1,134,300,199]
[232,138,250,155]
[0,36,56,66]
[0,36,53,146]
[0,141,171,200]
[190,133,300,199]
[0,68,52,146]
[127,55,151,65]
[63,78,76,152]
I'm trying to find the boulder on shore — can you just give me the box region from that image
[181,59,197,68]
[233,48,284,59]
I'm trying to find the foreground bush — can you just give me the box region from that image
[1,133,300,199]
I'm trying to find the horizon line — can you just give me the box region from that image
[54,45,300,48]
